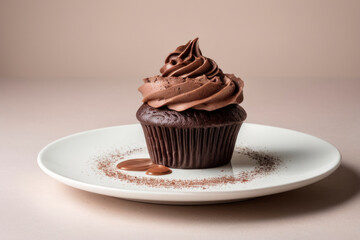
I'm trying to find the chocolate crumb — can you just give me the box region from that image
[94,147,281,189]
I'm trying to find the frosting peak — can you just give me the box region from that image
[160,38,223,79]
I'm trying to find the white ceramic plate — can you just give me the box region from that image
[38,123,341,205]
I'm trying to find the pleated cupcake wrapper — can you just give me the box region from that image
[141,124,242,169]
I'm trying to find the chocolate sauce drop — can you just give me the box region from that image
[117,158,172,176]
[116,158,155,171]
[146,165,172,176]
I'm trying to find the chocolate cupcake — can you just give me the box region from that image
[137,38,246,169]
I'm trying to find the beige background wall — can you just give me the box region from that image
[1,0,359,81]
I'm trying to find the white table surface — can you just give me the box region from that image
[1,77,359,239]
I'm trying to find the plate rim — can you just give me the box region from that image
[37,123,341,200]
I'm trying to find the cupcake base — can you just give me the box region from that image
[136,104,247,169]
[141,124,242,168]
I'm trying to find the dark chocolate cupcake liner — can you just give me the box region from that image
[141,124,242,169]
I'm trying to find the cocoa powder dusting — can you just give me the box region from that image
[95,147,281,189]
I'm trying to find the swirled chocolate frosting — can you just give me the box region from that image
[139,38,244,111]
